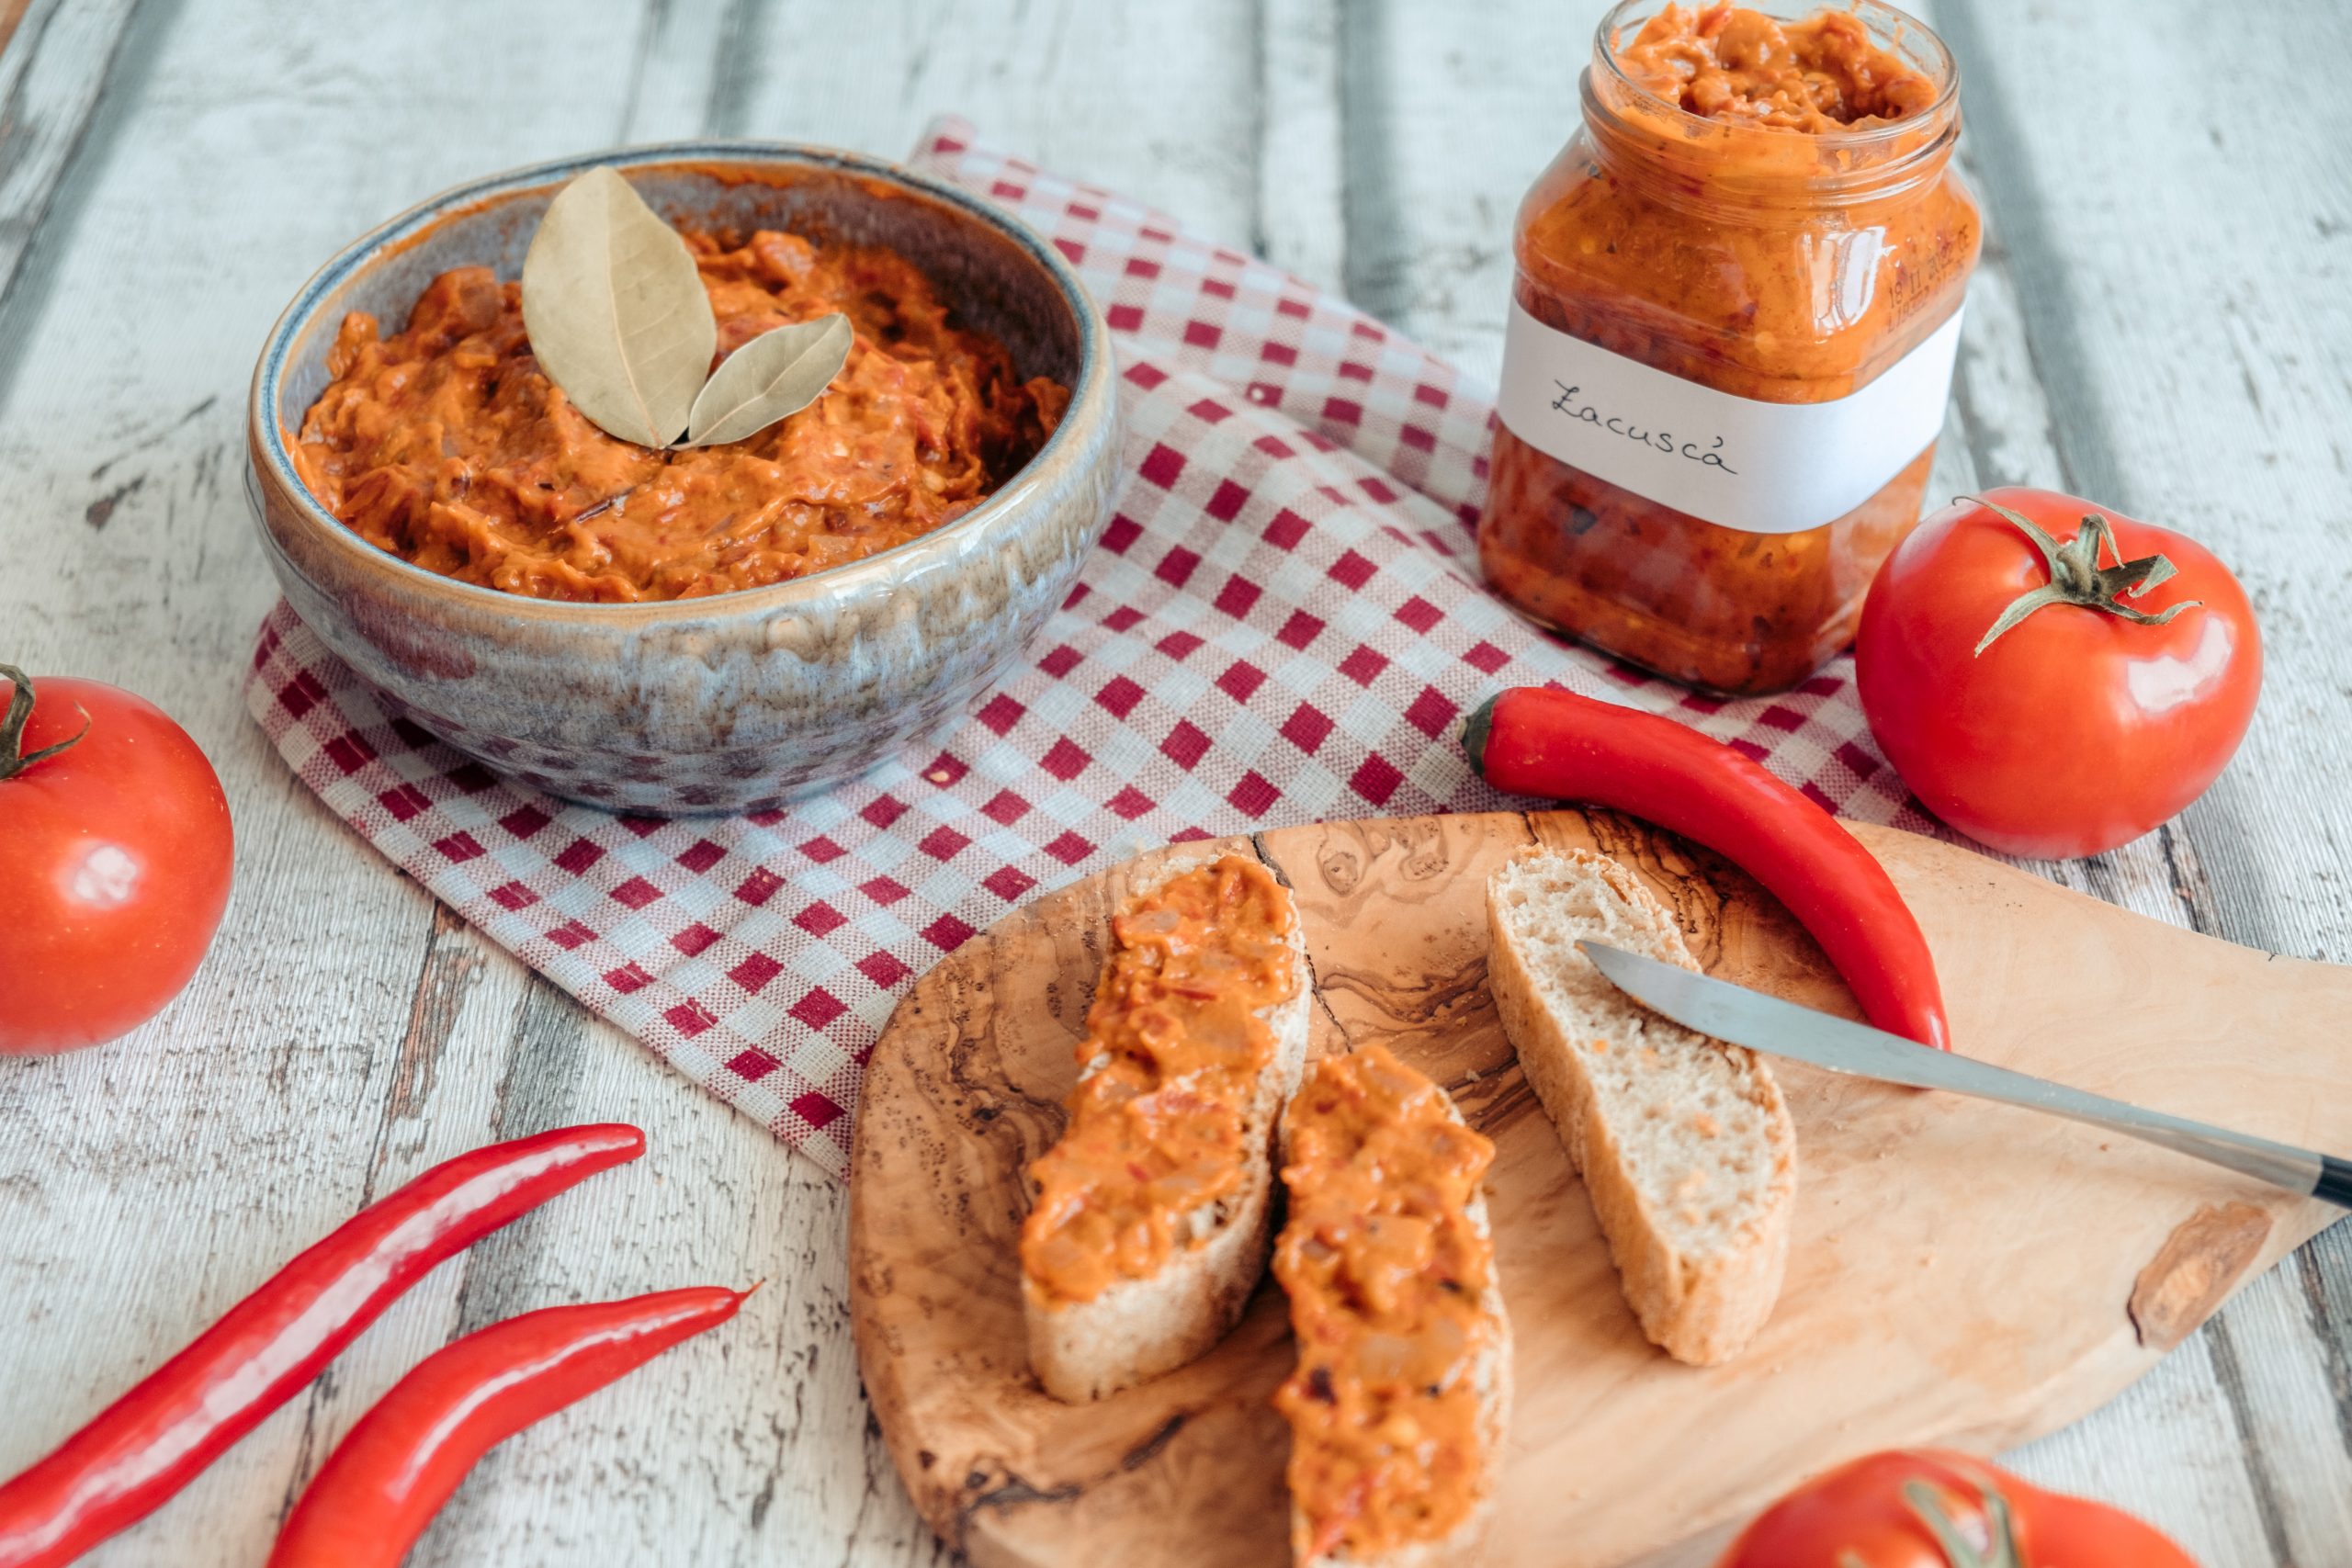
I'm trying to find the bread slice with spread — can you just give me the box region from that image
[1274,1044,1510,1567]
[1485,846,1797,1367]
[1020,852,1311,1403]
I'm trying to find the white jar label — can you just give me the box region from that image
[1494,299,1964,536]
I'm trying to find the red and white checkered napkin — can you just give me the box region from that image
[244,118,1932,1178]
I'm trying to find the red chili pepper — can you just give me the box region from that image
[1463,686,1951,1050]
[264,1286,748,1568]
[0,1124,645,1568]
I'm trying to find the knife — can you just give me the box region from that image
[1577,941,2352,1210]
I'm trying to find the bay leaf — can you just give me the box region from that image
[679,312,854,447]
[520,167,717,449]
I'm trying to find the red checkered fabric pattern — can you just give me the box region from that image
[243,117,1934,1178]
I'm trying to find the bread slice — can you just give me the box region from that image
[1275,1045,1510,1568]
[1020,852,1311,1403]
[1485,847,1796,1366]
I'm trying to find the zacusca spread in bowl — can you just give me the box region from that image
[248,142,1121,814]
[1482,0,1980,695]
[293,229,1069,604]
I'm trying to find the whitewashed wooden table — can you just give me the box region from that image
[2,0,2347,1562]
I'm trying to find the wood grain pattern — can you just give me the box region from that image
[851,812,2352,1567]
[2132,1204,2277,1354]
[0,0,141,311]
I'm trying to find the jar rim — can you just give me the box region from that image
[1590,0,1960,148]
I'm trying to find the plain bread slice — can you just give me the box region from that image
[1485,846,1796,1366]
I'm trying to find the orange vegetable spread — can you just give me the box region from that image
[1615,3,1936,130]
[293,231,1069,603]
[1481,2,1980,693]
[1274,1045,1498,1561]
[1021,856,1297,1306]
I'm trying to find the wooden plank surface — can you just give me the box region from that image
[0,0,141,310]
[0,1,2346,1564]
[0,0,33,58]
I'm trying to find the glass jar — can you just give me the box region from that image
[1482,0,1981,694]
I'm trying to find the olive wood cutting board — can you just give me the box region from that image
[847,810,2352,1568]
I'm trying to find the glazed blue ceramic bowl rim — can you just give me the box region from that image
[249,139,1111,626]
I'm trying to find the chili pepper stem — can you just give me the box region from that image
[1459,694,1501,775]
[0,665,91,781]
[1966,497,2201,656]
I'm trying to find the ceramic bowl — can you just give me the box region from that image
[248,142,1120,815]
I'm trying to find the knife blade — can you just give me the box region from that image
[1576,940,2352,1209]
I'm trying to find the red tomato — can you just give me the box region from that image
[1718,1449,2201,1567]
[1857,488,2260,860]
[0,667,234,1053]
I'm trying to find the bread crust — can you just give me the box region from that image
[1485,847,1796,1366]
[1023,852,1312,1403]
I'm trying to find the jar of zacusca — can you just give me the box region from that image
[1483,0,1981,694]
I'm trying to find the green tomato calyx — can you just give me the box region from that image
[0,664,91,782]
[1968,497,2201,657]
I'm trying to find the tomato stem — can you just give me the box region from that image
[1902,1477,2025,1567]
[0,664,91,781]
[1968,498,2202,655]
